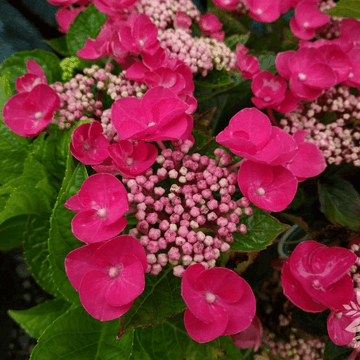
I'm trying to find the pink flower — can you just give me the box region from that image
[56,6,85,33]
[247,0,281,23]
[339,18,360,48]
[120,14,160,56]
[210,31,225,42]
[65,173,129,243]
[251,71,287,109]
[111,86,193,142]
[281,240,357,312]
[276,48,336,101]
[174,11,192,30]
[108,140,158,177]
[238,160,298,212]
[231,315,262,351]
[284,130,326,180]
[93,0,138,16]
[181,264,256,343]
[290,1,330,40]
[216,108,297,166]
[46,0,78,6]
[327,290,360,346]
[70,121,110,165]
[15,60,47,94]
[65,235,148,321]
[3,84,60,137]
[212,0,240,11]
[235,44,260,80]
[199,14,222,35]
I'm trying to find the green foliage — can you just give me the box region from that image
[0,69,11,115]
[294,308,330,336]
[208,7,247,35]
[224,34,249,52]
[48,157,87,304]
[66,4,108,56]
[0,49,62,95]
[30,306,134,360]
[219,337,253,359]
[326,0,360,19]
[60,56,83,81]
[121,267,185,331]
[194,70,232,89]
[0,215,30,250]
[258,53,276,74]
[133,312,217,360]
[324,340,353,360]
[23,216,60,296]
[43,36,70,57]
[318,177,360,231]
[231,207,289,252]
[8,299,71,339]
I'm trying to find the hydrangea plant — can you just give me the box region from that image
[2,0,360,359]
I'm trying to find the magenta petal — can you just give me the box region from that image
[195,267,245,303]
[231,316,262,351]
[65,243,103,291]
[281,259,328,312]
[276,51,295,79]
[328,309,356,346]
[220,280,256,335]
[95,235,148,272]
[304,64,336,89]
[286,142,326,178]
[184,307,228,343]
[105,255,145,306]
[79,270,133,321]
[181,264,213,323]
[289,73,322,101]
[64,194,88,212]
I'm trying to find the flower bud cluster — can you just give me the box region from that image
[279,85,360,167]
[264,330,325,360]
[136,0,200,29]
[158,28,237,75]
[50,64,146,130]
[316,0,343,40]
[124,144,250,277]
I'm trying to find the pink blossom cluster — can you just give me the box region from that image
[212,0,331,41]
[3,60,61,137]
[123,144,252,277]
[135,0,200,29]
[264,330,325,360]
[216,108,326,212]
[316,0,343,40]
[279,85,360,167]
[49,64,146,131]
[158,28,237,75]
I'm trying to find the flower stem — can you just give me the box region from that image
[228,160,244,172]
[267,108,278,126]
[348,348,360,360]
[157,141,166,151]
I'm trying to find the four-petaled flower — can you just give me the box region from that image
[65,173,129,243]
[181,264,256,343]
[65,235,148,321]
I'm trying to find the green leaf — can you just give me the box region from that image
[194,70,232,89]
[0,122,30,185]
[208,7,247,35]
[66,4,107,56]
[48,157,87,303]
[0,69,11,116]
[8,299,71,339]
[294,308,330,336]
[43,36,70,57]
[30,306,134,360]
[224,34,249,52]
[318,177,360,231]
[133,312,217,360]
[0,215,29,250]
[121,267,185,331]
[324,340,353,360]
[231,207,289,252]
[219,337,253,360]
[23,215,60,297]
[0,49,62,95]
[0,155,58,226]
[326,0,360,19]
[258,53,276,74]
